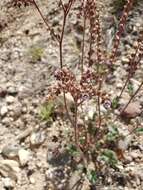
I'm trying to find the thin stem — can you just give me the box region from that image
[121,80,143,113]
[118,74,131,99]
[59,0,74,68]
[81,14,86,74]
[74,101,78,145]
[88,22,93,68]
[97,80,102,128]
[59,0,76,135]
[32,0,58,41]
[59,15,66,68]
[59,0,66,11]
[118,43,141,99]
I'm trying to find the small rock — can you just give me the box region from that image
[15,119,24,128]
[116,82,123,89]
[0,106,8,116]
[81,179,90,190]
[2,177,15,189]
[6,96,15,104]
[124,154,133,163]
[29,176,35,184]
[136,177,141,186]
[2,145,19,159]
[129,150,141,159]
[120,102,141,119]
[7,86,17,95]
[69,171,81,190]
[18,149,30,166]
[118,135,133,150]
[121,57,129,64]
[87,107,96,120]
[9,103,22,118]
[30,131,46,146]
[2,117,13,126]
[100,105,108,113]
[0,160,20,181]
[17,127,33,140]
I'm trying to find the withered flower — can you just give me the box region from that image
[12,0,34,7]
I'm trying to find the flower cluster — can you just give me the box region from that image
[126,30,143,76]
[110,0,133,64]
[12,0,34,7]
[79,0,104,70]
[48,68,107,105]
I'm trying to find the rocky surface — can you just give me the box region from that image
[0,0,143,190]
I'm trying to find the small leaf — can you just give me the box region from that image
[87,170,97,184]
[111,97,119,109]
[39,101,54,122]
[128,83,134,96]
[100,149,118,167]
[106,124,119,141]
[67,144,79,156]
[135,128,143,134]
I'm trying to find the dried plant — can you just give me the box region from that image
[11,0,143,185]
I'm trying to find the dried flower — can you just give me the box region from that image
[12,0,34,7]
[110,0,133,65]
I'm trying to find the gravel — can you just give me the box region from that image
[0,0,143,189]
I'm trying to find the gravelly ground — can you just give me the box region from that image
[0,0,143,189]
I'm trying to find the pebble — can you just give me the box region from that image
[7,86,17,95]
[129,150,141,159]
[18,149,30,166]
[2,145,19,159]
[0,160,20,181]
[6,96,15,104]
[0,106,8,116]
[124,155,133,163]
[118,135,133,150]
[2,177,15,188]
[29,176,35,184]
[120,102,141,119]
[121,56,129,64]
[9,103,22,118]
[2,117,14,126]
[30,131,46,146]
[16,127,33,140]
[87,107,96,120]
[81,179,90,190]
[68,171,81,190]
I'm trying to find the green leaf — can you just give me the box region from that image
[100,149,118,167]
[67,144,79,156]
[29,46,44,62]
[39,101,54,122]
[87,170,97,184]
[79,137,86,145]
[135,128,143,134]
[106,124,119,141]
[111,97,119,109]
[128,83,134,96]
